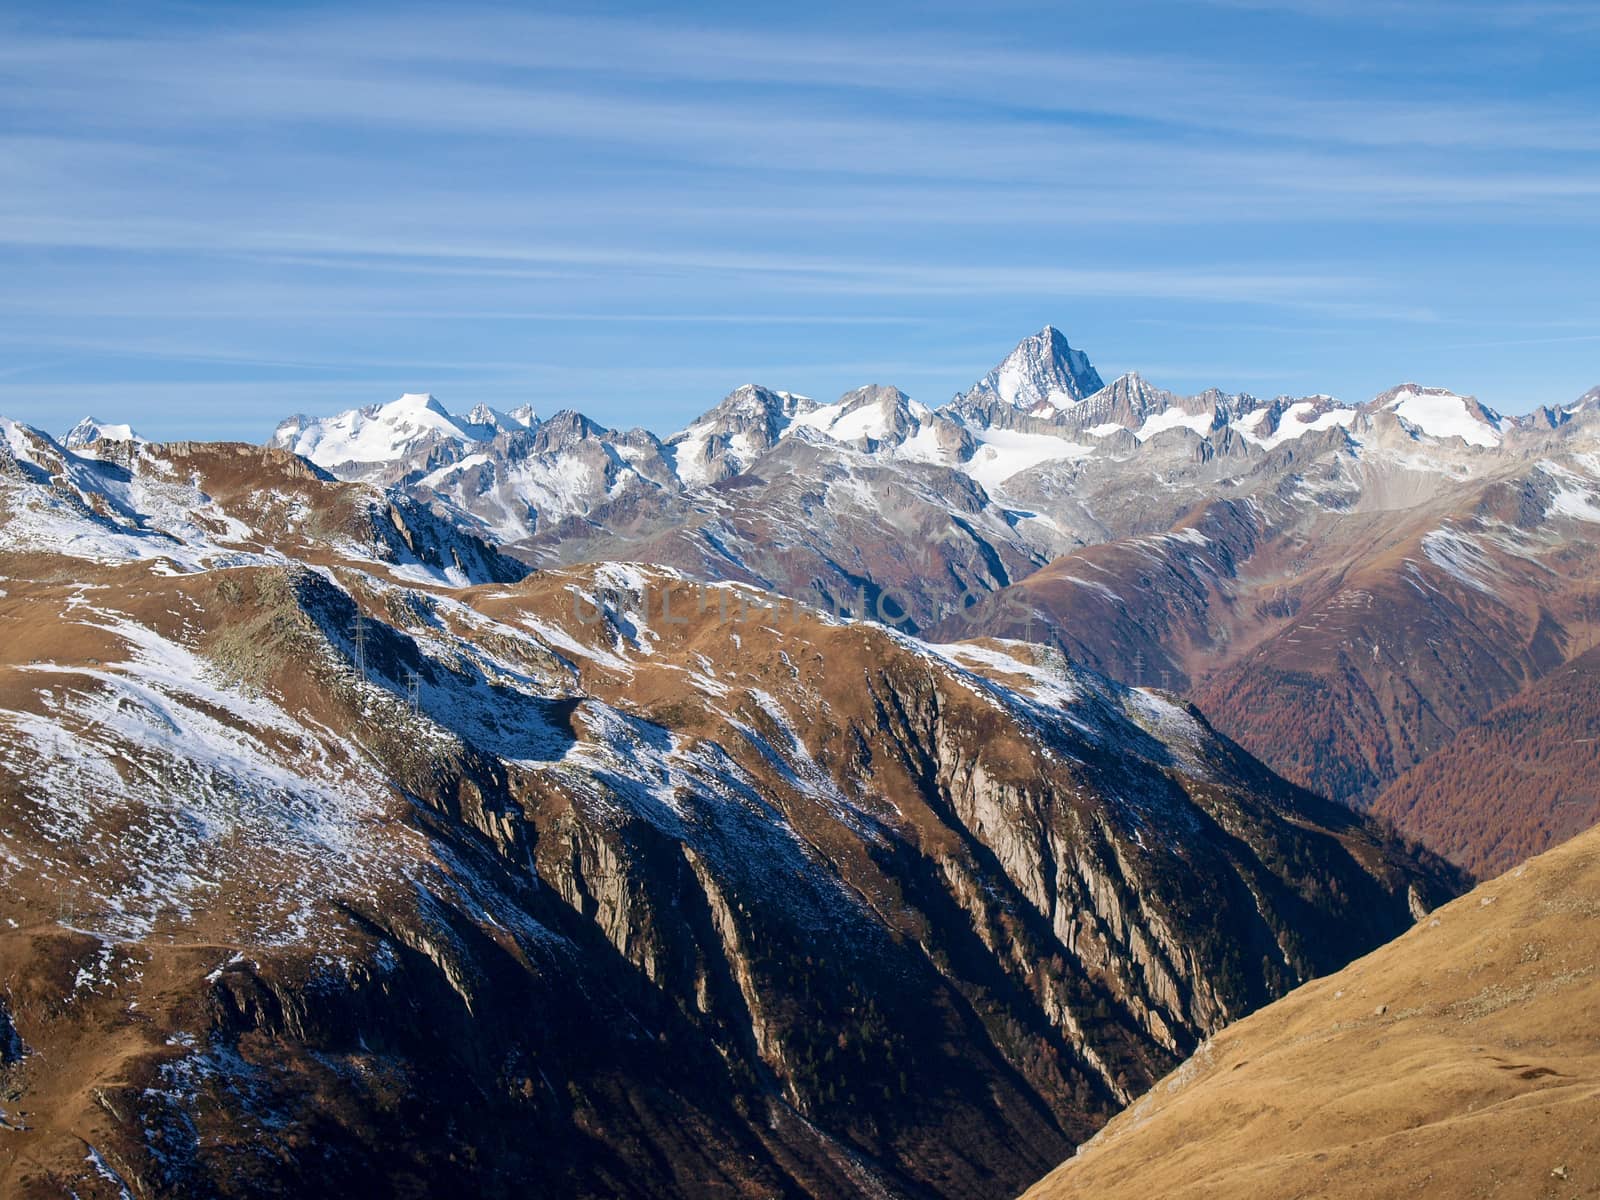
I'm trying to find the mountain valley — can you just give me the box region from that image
[0,412,1462,1197]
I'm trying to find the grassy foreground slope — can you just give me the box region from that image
[1021,820,1600,1200]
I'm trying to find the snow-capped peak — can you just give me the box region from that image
[789,384,926,446]
[271,392,494,469]
[463,402,539,433]
[705,384,817,425]
[666,384,820,486]
[954,326,1105,414]
[394,391,447,414]
[1379,384,1503,449]
[65,416,143,449]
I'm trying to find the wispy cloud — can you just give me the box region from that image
[0,2,1593,431]
[0,213,1368,305]
[1196,0,1600,31]
[11,10,1594,153]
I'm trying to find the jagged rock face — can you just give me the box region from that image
[951,325,1105,418]
[464,401,539,432]
[1060,373,1203,435]
[0,443,1457,1199]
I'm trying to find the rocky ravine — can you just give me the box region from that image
[0,423,1463,1199]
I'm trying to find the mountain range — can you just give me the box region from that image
[265,328,1566,592]
[256,326,1600,858]
[3,323,1596,1197]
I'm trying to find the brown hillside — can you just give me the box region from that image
[933,450,1600,812]
[1369,644,1600,879]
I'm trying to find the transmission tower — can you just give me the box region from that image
[405,670,421,716]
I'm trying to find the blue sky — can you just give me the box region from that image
[1,0,1597,441]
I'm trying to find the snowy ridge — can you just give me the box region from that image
[65,416,143,449]
[270,391,538,471]
[249,327,1587,562]
[0,418,273,570]
[0,418,522,588]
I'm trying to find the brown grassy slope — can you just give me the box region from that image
[1018,821,1600,1200]
[1368,644,1600,880]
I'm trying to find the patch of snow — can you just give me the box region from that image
[1134,408,1213,441]
[85,1146,135,1200]
[1237,402,1358,450]
[1059,576,1122,602]
[927,641,1083,708]
[1387,388,1501,448]
[1548,485,1600,522]
[417,453,490,489]
[1421,527,1500,594]
[960,429,1095,490]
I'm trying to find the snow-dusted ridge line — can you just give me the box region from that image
[11,328,1595,618]
[243,327,1585,528]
